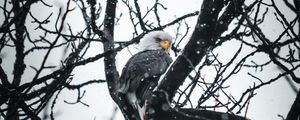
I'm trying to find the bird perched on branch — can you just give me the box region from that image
[117,31,173,119]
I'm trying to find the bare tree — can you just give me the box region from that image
[0,0,299,120]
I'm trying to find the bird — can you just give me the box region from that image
[117,31,173,119]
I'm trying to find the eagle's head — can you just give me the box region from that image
[139,31,172,53]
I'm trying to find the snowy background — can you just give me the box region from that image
[0,0,298,120]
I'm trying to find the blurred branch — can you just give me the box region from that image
[64,79,106,89]
[133,0,147,31]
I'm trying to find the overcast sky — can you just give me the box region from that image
[1,0,299,120]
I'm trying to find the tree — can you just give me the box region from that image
[0,0,299,120]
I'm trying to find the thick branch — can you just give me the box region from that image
[157,0,242,101]
[11,0,30,87]
[0,61,11,87]
[102,0,118,91]
[149,0,245,119]
[100,0,140,120]
[286,89,300,120]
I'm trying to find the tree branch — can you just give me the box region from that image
[148,0,245,119]
[157,0,241,101]
[286,89,300,120]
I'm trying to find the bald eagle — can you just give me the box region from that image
[117,31,173,118]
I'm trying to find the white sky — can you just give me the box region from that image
[0,0,299,120]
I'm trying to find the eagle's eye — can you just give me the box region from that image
[155,37,162,42]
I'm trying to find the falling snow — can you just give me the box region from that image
[144,73,149,78]
[161,103,169,111]
[148,107,155,114]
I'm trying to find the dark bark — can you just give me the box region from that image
[146,91,247,120]
[148,0,246,119]
[99,0,141,119]
[0,0,299,119]
[286,89,300,120]
[157,0,243,102]
[7,0,32,119]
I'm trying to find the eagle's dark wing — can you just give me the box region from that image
[118,49,172,106]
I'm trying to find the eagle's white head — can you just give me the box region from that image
[139,31,173,52]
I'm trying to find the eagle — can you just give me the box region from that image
[117,31,173,119]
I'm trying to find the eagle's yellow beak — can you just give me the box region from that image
[160,39,170,52]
